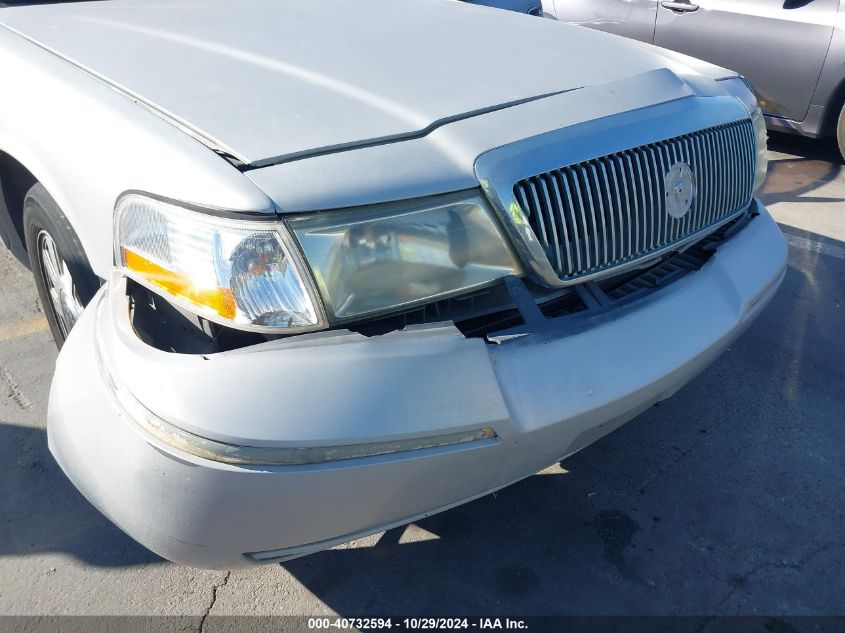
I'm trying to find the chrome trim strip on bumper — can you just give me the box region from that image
[93,289,498,467]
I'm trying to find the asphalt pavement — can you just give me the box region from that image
[0,133,843,623]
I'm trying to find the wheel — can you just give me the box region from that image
[23,183,100,348]
[836,103,845,162]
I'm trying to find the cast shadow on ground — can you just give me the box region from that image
[761,132,844,206]
[0,421,162,567]
[282,227,845,616]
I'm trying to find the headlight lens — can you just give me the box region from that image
[721,76,768,192]
[289,191,521,322]
[115,194,324,332]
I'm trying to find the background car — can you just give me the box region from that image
[543,0,845,159]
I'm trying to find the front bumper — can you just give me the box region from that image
[48,204,787,569]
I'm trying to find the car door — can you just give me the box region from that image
[551,0,659,42]
[654,0,837,122]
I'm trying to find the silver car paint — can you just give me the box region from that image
[654,0,837,123]
[811,14,845,135]
[1,0,724,165]
[551,0,658,41]
[550,0,845,137]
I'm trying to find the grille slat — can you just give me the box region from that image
[739,126,750,198]
[724,127,735,209]
[676,141,687,236]
[580,167,601,269]
[689,135,703,234]
[539,177,563,274]
[696,137,714,226]
[606,159,624,263]
[548,174,573,274]
[514,120,755,282]
[725,127,736,209]
[716,128,729,217]
[589,164,609,267]
[527,180,549,248]
[741,124,753,201]
[689,134,701,231]
[706,130,718,226]
[571,171,591,271]
[678,140,690,237]
[598,162,617,264]
[736,128,745,204]
[656,144,671,244]
[650,147,662,251]
[624,154,640,255]
[645,148,659,252]
[631,152,646,252]
[559,173,581,273]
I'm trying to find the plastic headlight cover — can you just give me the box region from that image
[116,194,323,332]
[289,191,521,322]
[721,76,768,192]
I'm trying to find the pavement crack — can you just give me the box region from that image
[0,363,32,409]
[701,541,845,625]
[637,443,697,494]
[198,571,231,632]
[743,541,844,578]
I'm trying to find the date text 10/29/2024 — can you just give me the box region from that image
[307,618,529,630]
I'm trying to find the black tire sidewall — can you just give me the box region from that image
[23,183,99,348]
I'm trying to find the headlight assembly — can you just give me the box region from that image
[115,194,325,333]
[720,75,768,193]
[116,191,521,333]
[289,191,522,322]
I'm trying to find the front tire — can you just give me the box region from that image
[836,103,845,162]
[23,183,99,348]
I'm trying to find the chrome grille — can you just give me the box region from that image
[513,120,756,282]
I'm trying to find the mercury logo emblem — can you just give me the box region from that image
[664,162,696,219]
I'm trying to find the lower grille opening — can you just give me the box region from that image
[598,208,752,305]
[346,282,524,338]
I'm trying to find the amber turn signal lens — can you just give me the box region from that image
[123,249,237,320]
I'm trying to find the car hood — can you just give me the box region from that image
[1,0,712,166]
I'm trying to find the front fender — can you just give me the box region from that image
[0,25,275,277]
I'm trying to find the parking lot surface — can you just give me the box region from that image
[1,134,843,621]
